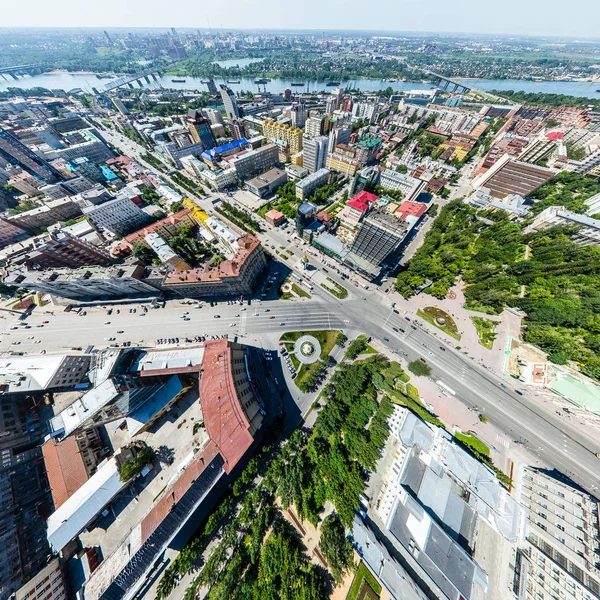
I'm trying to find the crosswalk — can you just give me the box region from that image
[495,433,511,449]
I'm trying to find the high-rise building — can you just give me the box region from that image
[295,202,317,236]
[305,115,324,137]
[516,467,600,600]
[186,109,217,151]
[219,85,240,120]
[345,209,411,278]
[202,107,224,126]
[0,393,53,600]
[290,103,307,129]
[0,129,62,184]
[230,119,247,141]
[303,136,329,173]
[329,125,351,149]
[262,120,303,155]
[206,79,218,95]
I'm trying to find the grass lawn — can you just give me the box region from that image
[292,283,311,298]
[347,562,382,600]
[320,277,349,300]
[280,329,340,358]
[387,388,444,428]
[471,317,498,350]
[454,432,491,457]
[363,344,377,354]
[417,308,461,340]
[280,330,341,390]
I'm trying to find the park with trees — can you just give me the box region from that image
[395,173,600,381]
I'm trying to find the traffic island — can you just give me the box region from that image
[417,306,461,340]
[280,330,341,392]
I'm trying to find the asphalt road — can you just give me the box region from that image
[57,124,600,496]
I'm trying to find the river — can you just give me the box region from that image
[1,70,599,99]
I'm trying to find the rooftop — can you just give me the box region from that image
[47,456,126,553]
[199,339,255,473]
[396,201,428,220]
[42,436,91,510]
[162,234,261,286]
[0,354,68,394]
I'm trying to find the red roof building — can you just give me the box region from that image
[199,339,263,473]
[351,190,378,205]
[396,201,428,221]
[42,430,103,509]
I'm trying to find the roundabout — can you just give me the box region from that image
[293,334,322,365]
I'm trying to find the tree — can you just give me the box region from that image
[345,335,368,360]
[118,445,155,482]
[132,242,156,264]
[170,201,184,213]
[319,512,354,584]
[407,360,432,377]
[396,164,408,174]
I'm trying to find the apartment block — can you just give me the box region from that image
[161,234,266,298]
[516,466,600,600]
[262,120,303,155]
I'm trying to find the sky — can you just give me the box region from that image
[2,0,599,39]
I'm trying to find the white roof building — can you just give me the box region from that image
[46,456,126,553]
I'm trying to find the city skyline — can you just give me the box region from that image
[1,0,600,38]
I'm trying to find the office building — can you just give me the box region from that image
[380,169,425,201]
[0,354,90,396]
[516,466,600,600]
[186,109,217,151]
[205,79,218,95]
[472,154,555,199]
[229,143,279,180]
[5,264,160,301]
[295,202,317,236]
[262,120,303,155]
[295,168,330,201]
[87,339,262,600]
[219,84,240,120]
[0,217,28,249]
[19,231,113,270]
[203,107,224,126]
[345,209,411,278]
[303,136,329,173]
[524,206,600,246]
[0,128,61,183]
[290,103,307,128]
[245,167,287,197]
[83,196,150,236]
[161,234,266,297]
